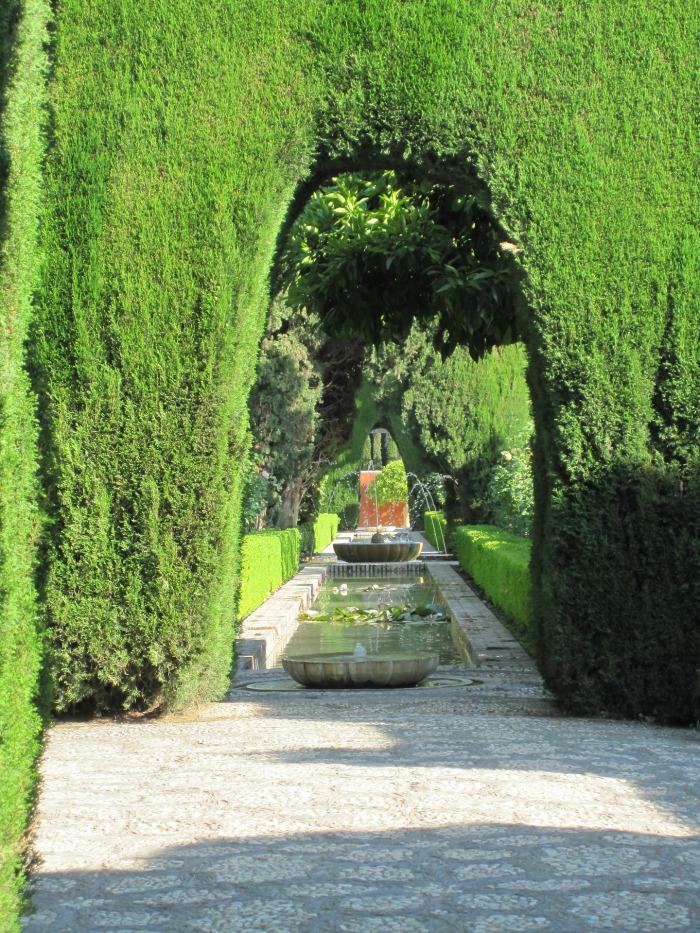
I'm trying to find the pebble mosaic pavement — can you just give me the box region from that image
[24,541,700,932]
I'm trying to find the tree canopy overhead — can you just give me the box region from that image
[284,171,521,359]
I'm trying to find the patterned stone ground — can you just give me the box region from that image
[23,544,700,931]
[24,669,700,932]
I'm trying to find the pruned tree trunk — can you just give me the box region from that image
[276,479,305,529]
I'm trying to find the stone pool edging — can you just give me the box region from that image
[235,563,331,671]
[235,558,532,673]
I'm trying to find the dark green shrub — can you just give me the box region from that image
[454,526,533,634]
[298,522,315,558]
[237,529,301,621]
[338,503,360,531]
[535,465,700,721]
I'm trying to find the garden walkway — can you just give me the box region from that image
[23,541,700,932]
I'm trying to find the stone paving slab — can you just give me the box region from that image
[23,535,700,932]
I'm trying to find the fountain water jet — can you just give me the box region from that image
[406,473,449,554]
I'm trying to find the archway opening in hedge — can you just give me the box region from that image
[249,164,534,537]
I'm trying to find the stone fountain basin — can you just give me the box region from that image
[281,652,439,688]
[333,540,423,563]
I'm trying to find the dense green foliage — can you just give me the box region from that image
[371,330,532,524]
[6,0,696,733]
[423,511,448,552]
[484,424,534,537]
[454,526,533,634]
[367,459,408,508]
[249,307,324,527]
[31,1,322,714]
[0,0,50,925]
[237,529,301,621]
[285,171,520,357]
[240,446,279,533]
[249,298,362,529]
[0,4,698,921]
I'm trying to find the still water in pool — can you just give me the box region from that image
[278,576,467,665]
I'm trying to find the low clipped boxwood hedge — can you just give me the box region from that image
[299,513,339,557]
[454,525,533,634]
[423,511,448,551]
[312,513,340,554]
[237,529,301,621]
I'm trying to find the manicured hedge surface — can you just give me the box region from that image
[454,526,533,634]
[0,1,51,926]
[400,338,531,526]
[3,0,695,730]
[299,513,340,556]
[237,529,301,621]
[1,5,699,922]
[313,513,340,554]
[423,511,448,552]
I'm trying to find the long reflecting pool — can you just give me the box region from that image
[277,575,468,666]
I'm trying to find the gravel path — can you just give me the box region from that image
[23,559,700,931]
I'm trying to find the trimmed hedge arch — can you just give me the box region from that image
[4,1,700,725]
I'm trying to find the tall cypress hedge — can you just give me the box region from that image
[11,0,699,723]
[0,0,50,924]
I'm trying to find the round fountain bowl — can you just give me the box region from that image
[281,653,439,688]
[333,540,423,563]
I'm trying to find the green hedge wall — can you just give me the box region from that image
[454,526,533,635]
[31,0,320,713]
[423,511,448,552]
[312,513,340,554]
[300,513,340,556]
[11,0,698,732]
[390,332,532,526]
[0,0,50,926]
[237,529,301,621]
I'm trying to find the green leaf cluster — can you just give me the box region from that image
[366,459,409,508]
[484,424,535,537]
[285,171,519,358]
